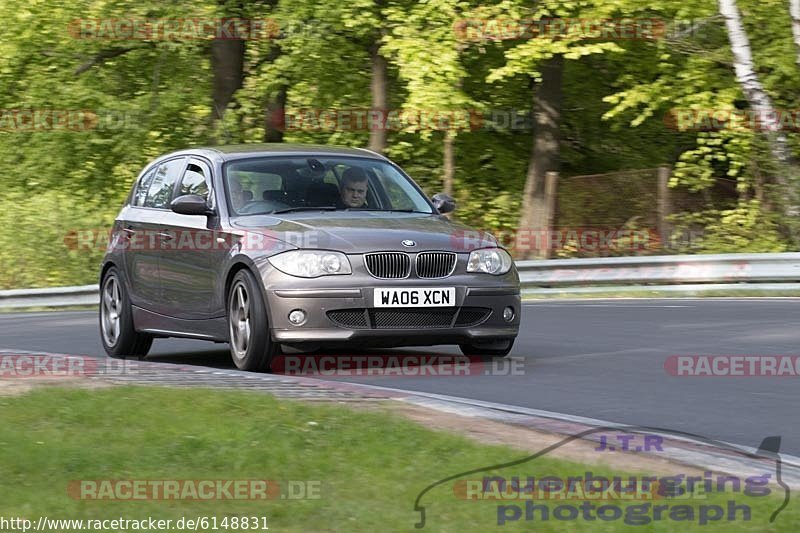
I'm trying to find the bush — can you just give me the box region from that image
[0,190,119,289]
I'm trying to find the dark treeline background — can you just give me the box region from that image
[1,0,799,288]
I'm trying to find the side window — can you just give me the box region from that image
[179,162,210,201]
[132,166,158,207]
[144,158,186,209]
[374,167,414,210]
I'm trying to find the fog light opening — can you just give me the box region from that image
[503,306,515,322]
[288,309,307,326]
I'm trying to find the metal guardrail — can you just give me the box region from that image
[0,285,99,310]
[517,252,800,295]
[3,253,800,309]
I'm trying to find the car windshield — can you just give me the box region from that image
[223,156,434,216]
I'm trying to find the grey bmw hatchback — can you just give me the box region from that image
[99,144,520,372]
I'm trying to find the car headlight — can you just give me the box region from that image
[467,248,512,275]
[268,250,352,278]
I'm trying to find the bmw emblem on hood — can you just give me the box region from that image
[401,240,416,247]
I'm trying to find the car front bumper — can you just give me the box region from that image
[258,263,521,348]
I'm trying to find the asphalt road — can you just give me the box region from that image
[2,299,798,455]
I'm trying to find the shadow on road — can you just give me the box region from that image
[140,345,496,378]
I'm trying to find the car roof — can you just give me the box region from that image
[160,143,388,163]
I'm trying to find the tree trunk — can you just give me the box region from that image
[252,0,283,142]
[718,0,796,214]
[791,0,800,66]
[657,166,673,249]
[210,39,245,139]
[517,55,563,259]
[259,40,286,143]
[443,131,454,196]
[369,41,388,154]
[263,85,287,143]
[542,171,559,258]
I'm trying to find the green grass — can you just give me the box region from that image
[0,386,795,531]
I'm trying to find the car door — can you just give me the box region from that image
[158,157,226,320]
[121,164,161,309]
[123,156,187,315]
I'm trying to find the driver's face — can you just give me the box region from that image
[341,180,367,208]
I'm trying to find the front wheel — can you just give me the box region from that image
[459,338,514,358]
[99,267,153,358]
[228,269,279,372]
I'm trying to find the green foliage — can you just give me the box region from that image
[1,0,799,287]
[601,0,799,250]
[679,201,789,253]
[0,189,120,288]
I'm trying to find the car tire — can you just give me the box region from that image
[99,267,153,359]
[227,269,279,372]
[459,338,514,358]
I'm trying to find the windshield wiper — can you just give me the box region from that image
[344,208,429,214]
[271,206,338,214]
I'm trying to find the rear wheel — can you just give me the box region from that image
[99,267,153,359]
[459,338,514,358]
[228,269,279,372]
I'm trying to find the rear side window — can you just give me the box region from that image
[132,166,158,207]
[144,158,186,209]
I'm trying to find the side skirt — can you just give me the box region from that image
[132,305,228,342]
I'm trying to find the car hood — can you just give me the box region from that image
[229,212,497,254]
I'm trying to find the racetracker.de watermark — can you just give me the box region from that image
[665,355,800,377]
[450,228,659,253]
[0,355,137,378]
[453,17,666,41]
[268,108,533,132]
[67,479,320,500]
[68,18,280,40]
[664,108,800,132]
[0,109,97,132]
[0,108,146,132]
[64,228,324,253]
[67,227,669,254]
[271,354,524,377]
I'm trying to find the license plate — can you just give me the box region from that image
[373,287,456,308]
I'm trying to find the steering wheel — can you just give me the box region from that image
[237,200,290,215]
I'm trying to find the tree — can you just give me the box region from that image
[791,0,800,65]
[485,1,629,258]
[384,0,475,195]
[603,0,798,251]
[518,55,562,258]
[210,2,246,124]
[718,0,795,216]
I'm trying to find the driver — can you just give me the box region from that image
[336,167,369,208]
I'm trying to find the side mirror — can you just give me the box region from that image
[170,194,214,216]
[431,193,456,214]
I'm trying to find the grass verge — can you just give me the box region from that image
[0,386,795,531]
